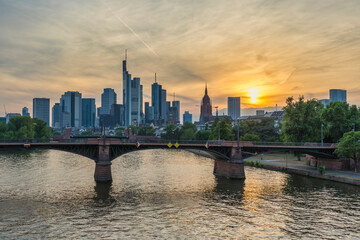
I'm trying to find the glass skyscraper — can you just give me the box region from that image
[330,89,347,103]
[228,97,241,120]
[82,98,96,128]
[33,98,50,126]
[100,88,117,115]
[59,91,82,128]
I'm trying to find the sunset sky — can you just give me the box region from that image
[0,0,359,119]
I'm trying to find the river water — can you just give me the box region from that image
[1,149,360,239]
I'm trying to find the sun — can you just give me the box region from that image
[249,88,259,104]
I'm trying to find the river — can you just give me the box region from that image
[1,149,359,239]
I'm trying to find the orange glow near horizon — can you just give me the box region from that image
[249,88,259,104]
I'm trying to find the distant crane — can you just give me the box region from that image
[3,104,7,115]
[213,106,220,140]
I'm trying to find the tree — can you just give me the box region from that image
[240,133,261,141]
[126,125,139,136]
[32,118,51,139]
[115,127,125,137]
[7,116,35,139]
[137,126,156,136]
[209,117,234,140]
[160,124,180,140]
[194,130,211,140]
[281,96,323,142]
[81,130,93,136]
[234,118,280,142]
[335,131,360,172]
[179,122,197,140]
[322,102,360,142]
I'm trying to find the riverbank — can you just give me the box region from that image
[246,154,360,186]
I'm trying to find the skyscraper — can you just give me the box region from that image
[330,89,347,103]
[151,75,162,125]
[100,88,117,115]
[22,107,30,117]
[123,52,143,126]
[123,51,132,126]
[172,100,180,124]
[183,111,192,124]
[110,104,124,127]
[199,84,212,123]
[33,98,50,126]
[82,98,96,128]
[52,103,60,128]
[59,91,82,128]
[227,97,241,120]
[131,77,143,126]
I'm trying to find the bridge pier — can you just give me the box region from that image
[213,147,245,179]
[94,141,112,183]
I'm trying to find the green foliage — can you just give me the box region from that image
[115,127,125,136]
[335,131,360,172]
[233,118,280,142]
[281,96,323,142]
[0,116,50,139]
[322,102,360,142]
[254,160,263,168]
[81,130,93,136]
[161,124,180,140]
[317,165,325,175]
[306,160,311,166]
[179,122,197,140]
[137,126,156,136]
[126,125,139,135]
[194,130,211,140]
[239,133,261,142]
[209,117,234,140]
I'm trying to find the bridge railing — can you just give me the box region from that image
[120,139,224,145]
[252,142,337,147]
[0,138,88,143]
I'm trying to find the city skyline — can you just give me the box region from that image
[1,0,359,118]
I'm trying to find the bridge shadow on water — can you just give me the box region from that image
[93,182,116,207]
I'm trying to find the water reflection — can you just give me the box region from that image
[93,182,115,207]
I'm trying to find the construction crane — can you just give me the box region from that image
[3,104,7,115]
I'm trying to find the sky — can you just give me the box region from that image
[0,0,359,120]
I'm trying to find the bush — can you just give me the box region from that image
[317,165,325,175]
[306,160,310,166]
[254,160,263,168]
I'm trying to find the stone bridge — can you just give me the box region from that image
[0,138,337,182]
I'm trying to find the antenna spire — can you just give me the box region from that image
[125,49,127,61]
[155,72,157,83]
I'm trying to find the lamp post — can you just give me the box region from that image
[237,117,240,152]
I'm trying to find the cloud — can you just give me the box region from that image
[0,0,360,116]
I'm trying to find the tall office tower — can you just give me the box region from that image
[52,103,60,128]
[59,91,82,128]
[82,98,96,127]
[145,102,150,123]
[33,98,50,126]
[161,89,167,124]
[123,51,132,126]
[172,100,180,124]
[183,111,192,124]
[22,107,30,117]
[330,89,347,103]
[151,75,162,125]
[227,97,241,120]
[100,88,117,115]
[110,104,124,127]
[131,77,143,126]
[199,84,212,123]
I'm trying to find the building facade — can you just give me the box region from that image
[82,98,96,128]
[52,103,60,128]
[59,91,82,128]
[33,98,50,126]
[183,111,192,124]
[110,104,124,127]
[227,97,240,120]
[100,88,117,115]
[330,89,347,103]
[22,107,30,117]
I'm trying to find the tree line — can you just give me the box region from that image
[0,116,51,139]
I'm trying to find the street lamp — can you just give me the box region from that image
[237,117,240,152]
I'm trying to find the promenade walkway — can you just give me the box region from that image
[246,155,360,186]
